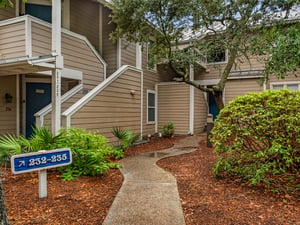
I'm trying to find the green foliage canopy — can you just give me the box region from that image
[109,0,299,109]
[211,89,300,195]
[251,23,300,81]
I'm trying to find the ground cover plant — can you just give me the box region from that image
[0,127,123,180]
[159,121,175,137]
[55,128,123,180]
[211,89,300,196]
[112,126,140,150]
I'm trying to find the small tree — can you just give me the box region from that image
[108,0,299,109]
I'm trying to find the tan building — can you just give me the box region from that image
[0,0,299,142]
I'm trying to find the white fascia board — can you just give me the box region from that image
[0,55,55,67]
[63,65,143,117]
[228,75,264,80]
[0,15,27,26]
[37,68,83,80]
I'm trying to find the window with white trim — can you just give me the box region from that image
[147,90,156,123]
[271,82,300,91]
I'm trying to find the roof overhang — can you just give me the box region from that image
[0,55,56,76]
[0,55,83,80]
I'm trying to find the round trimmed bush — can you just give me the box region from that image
[211,89,300,194]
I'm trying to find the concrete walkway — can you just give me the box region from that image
[103,135,202,225]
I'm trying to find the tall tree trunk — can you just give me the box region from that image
[214,91,224,110]
[0,180,9,225]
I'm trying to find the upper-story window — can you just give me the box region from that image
[147,40,157,71]
[271,82,300,91]
[207,46,227,64]
[25,3,52,23]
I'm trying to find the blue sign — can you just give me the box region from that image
[11,148,72,174]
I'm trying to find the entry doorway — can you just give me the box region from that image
[207,91,220,120]
[26,82,51,138]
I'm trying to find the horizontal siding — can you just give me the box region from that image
[43,90,85,130]
[70,69,142,143]
[31,21,104,90]
[0,1,15,21]
[157,84,190,135]
[121,39,136,67]
[194,54,265,81]
[225,78,264,104]
[0,76,16,135]
[70,0,99,52]
[142,44,162,135]
[102,7,117,77]
[266,70,300,89]
[194,88,207,134]
[0,21,26,60]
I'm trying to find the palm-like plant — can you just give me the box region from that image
[112,126,140,149]
[0,126,59,167]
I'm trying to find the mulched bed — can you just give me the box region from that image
[2,136,182,225]
[157,135,300,225]
[2,134,299,224]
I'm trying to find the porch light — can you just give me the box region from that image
[130,90,136,95]
[5,93,13,103]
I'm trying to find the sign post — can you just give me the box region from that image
[11,148,72,198]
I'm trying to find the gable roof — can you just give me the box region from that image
[181,8,300,43]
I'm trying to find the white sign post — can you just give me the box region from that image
[11,148,72,198]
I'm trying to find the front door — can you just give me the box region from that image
[208,92,220,120]
[26,83,51,138]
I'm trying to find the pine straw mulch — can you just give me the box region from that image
[157,135,300,225]
[2,134,299,224]
[1,136,182,225]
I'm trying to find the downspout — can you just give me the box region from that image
[189,64,194,135]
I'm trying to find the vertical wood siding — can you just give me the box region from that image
[102,7,117,77]
[225,78,263,104]
[31,21,104,90]
[157,84,190,135]
[0,76,16,134]
[70,69,142,143]
[0,21,26,60]
[194,88,208,134]
[70,0,100,52]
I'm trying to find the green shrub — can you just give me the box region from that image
[112,126,140,149]
[211,89,300,195]
[55,128,123,180]
[0,126,56,166]
[0,127,123,180]
[160,121,175,137]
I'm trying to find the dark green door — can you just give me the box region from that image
[26,83,51,138]
[208,92,219,120]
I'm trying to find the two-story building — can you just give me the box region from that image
[0,0,299,142]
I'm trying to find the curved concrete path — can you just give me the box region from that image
[103,135,202,225]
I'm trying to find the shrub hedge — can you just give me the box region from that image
[211,89,300,195]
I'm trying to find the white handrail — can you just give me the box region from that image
[35,84,83,127]
[62,65,142,127]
